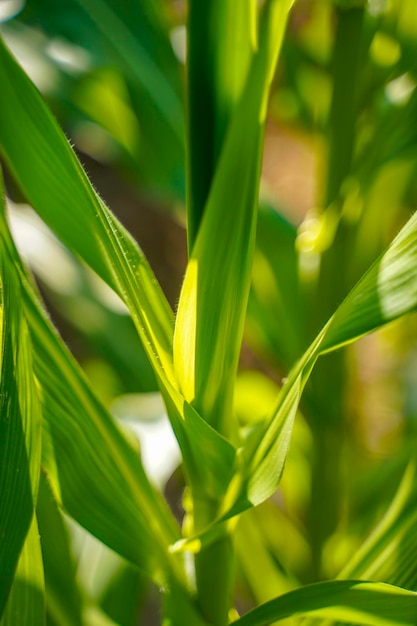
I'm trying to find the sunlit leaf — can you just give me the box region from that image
[174,0,294,440]
[241,205,417,511]
[0,207,182,587]
[0,35,174,386]
[0,34,235,501]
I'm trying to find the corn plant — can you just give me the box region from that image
[2,0,417,625]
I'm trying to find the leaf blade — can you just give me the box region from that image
[230,580,417,626]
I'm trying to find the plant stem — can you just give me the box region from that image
[307,3,365,580]
[194,500,234,626]
[325,3,365,208]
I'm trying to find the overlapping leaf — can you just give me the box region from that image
[0,35,236,500]
[17,0,184,196]
[174,203,417,551]
[0,35,173,382]
[337,459,417,589]
[174,0,294,438]
[299,460,417,626]
[241,206,417,511]
[0,207,183,587]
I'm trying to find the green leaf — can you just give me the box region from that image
[0,206,181,586]
[0,34,235,501]
[30,291,180,583]
[1,514,45,626]
[0,34,174,387]
[180,204,417,540]
[300,460,417,626]
[18,0,185,196]
[321,209,417,352]
[230,580,417,626]
[70,0,183,140]
[241,205,417,511]
[0,174,42,617]
[174,0,294,438]
[337,459,417,590]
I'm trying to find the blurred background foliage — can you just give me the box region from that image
[2,0,417,623]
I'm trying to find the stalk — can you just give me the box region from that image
[194,500,234,626]
[308,2,365,579]
[325,2,365,209]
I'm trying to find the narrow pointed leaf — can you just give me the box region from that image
[230,580,417,626]
[71,0,183,141]
[30,292,180,583]
[0,209,182,586]
[0,35,235,500]
[321,209,417,352]
[181,205,417,540]
[0,34,174,387]
[174,0,294,437]
[241,205,417,512]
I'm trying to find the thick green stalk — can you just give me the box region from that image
[325,3,365,209]
[193,501,234,626]
[308,2,365,580]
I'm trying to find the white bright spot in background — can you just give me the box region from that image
[8,200,82,295]
[385,73,416,106]
[8,200,181,488]
[170,25,186,64]
[111,392,181,489]
[0,0,25,23]
[8,199,128,313]
[46,37,92,74]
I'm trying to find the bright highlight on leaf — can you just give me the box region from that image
[231,205,417,517]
